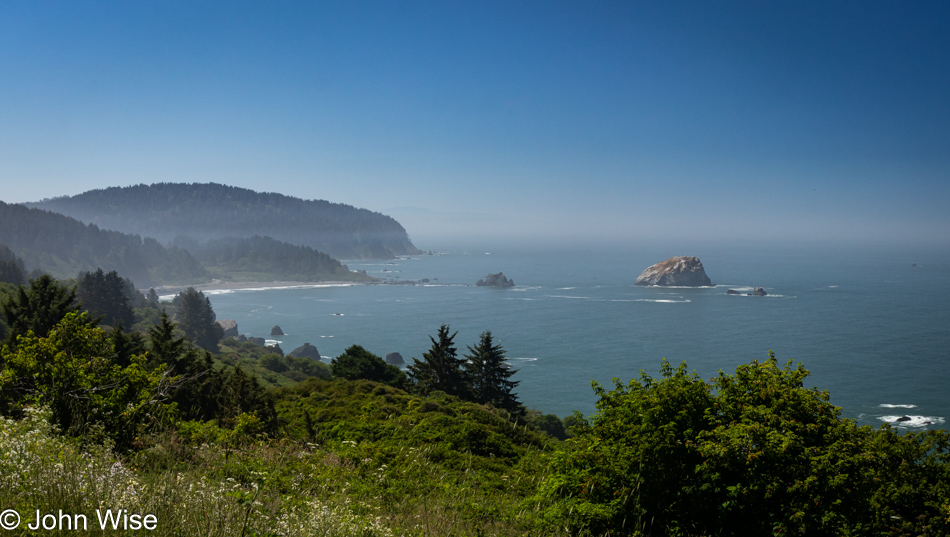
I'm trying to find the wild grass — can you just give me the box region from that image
[2,405,565,536]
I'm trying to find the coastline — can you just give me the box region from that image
[153,279,363,299]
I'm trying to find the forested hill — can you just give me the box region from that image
[28,183,422,260]
[0,201,208,287]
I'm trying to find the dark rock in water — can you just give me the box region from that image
[217,319,239,338]
[271,325,284,336]
[895,416,912,422]
[247,336,266,346]
[726,289,742,295]
[476,272,515,287]
[753,287,768,296]
[290,343,321,361]
[385,352,405,365]
[635,256,712,287]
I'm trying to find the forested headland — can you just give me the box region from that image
[3,270,950,536]
[0,201,374,287]
[28,182,422,260]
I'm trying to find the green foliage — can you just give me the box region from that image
[332,344,408,389]
[190,235,374,282]
[2,274,80,346]
[171,287,224,351]
[465,330,522,414]
[76,268,135,328]
[0,243,27,285]
[148,311,277,429]
[218,338,331,388]
[407,324,470,399]
[539,354,950,536]
[0,200,209,286]
[0,312,171,447]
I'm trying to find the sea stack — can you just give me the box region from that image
[476,272,515,287]
[635,256,712,287]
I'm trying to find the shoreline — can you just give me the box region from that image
[153,279,365,298]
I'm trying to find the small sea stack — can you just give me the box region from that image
[386,352,405,365]
[476,272,515,287]
[271,325,284,336]
[635,256,712,287]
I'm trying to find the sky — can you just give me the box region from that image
[1,1,948,249]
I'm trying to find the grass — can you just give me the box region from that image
[2,390,568,536]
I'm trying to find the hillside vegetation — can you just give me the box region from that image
[0,202,208,287]
[0,203,374,286]
[3,274,950,536]
[29,182,422,260]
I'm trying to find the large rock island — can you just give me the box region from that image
[635,256,712,287]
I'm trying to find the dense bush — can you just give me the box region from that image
[539,354,950,536]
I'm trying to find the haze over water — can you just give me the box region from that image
[206,242,950,429]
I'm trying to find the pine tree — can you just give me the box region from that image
[2,275,80,346]
[407,325,469,397]
[464,331,522,414]
[76,268,135,328]
[172,287,223,351]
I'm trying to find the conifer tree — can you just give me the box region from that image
[2,275,80,346]
[407,325,469,398]
[76,268,135,328]
[464,331,522,414]
[172,287,223,351]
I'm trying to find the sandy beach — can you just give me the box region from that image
[153,279,363,298]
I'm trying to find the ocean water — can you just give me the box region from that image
[204,244,950,429]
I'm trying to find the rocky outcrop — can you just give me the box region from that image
[290,343,321,361]
[217,319,239,338]
[635,256,712,287]
[271,325,284,336]
[727,287,768,296]
[385,352,405,365]
[247,336,266,346]
[476,272,515,287]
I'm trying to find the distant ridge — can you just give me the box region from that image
[28,183,422,260]
[0,201,208,287]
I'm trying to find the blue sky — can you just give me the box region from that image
[1,1,948,248]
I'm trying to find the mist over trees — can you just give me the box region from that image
[184,235,373,282]
[29,183,421,260]
[0,201,208,287]
[0,245,27,286]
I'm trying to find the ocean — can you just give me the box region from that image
[203,243,950,429]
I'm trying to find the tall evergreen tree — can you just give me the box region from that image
[464,331,522,414]
[172,287,223,351]
[407,325,469,397]
[76,268,135,328]
[2,275,80,346]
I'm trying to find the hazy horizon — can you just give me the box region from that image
[2,2,948,249]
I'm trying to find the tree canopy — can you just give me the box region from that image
[539,353,950,536]
[464,330,521,414]
[331,344,408,390]
[2,275,80,347]
[407,325,470,399]
[172,287,223,352]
